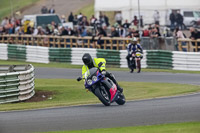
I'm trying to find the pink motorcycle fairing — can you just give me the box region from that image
[109,84,117,102]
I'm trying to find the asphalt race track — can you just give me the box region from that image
[0,67,200,133]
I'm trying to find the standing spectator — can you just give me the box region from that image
[99,15,105,27]
[174,27,186,51]
[153,10,160,25]
[49,5,55,14]
[140,16,143,28]
[123,19,130,29]
[176,11,184,30]
[41,6,48,14]
[90,15,97,26]
[169,11,176,31]
[104,14,110,27]
[77,13,83,21]
[73,15,78,25]
[61,15,66,23]
[1,17,8,27]
[68,12,74,23]
[115,12,123,25]
[132,16,138,26]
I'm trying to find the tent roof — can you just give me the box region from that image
[95,0,200,11]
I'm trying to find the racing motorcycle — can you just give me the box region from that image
[129,50,143,73]
[77,63,126,106]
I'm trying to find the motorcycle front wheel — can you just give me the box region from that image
[116,93,126,105]
[95,86,110,106]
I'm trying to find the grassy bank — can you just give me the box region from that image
[0,0,39,20]
[42,122,200,133]
[1,60,200,74]
[0,79,200,111]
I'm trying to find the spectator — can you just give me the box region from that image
[123,19,130,29]
[153,10,160,25]
[90,15,97,26]
[115,12,122,25]
[68,12,74,23]
[73,15,78,25]
[77,13,83,21]
[142,28,150,37]
[140,16,143,28]
[49,5,55,14]
[189,27,200,51]
[41,6,48,14]
[118,25,126,38]
[169,11,176,31]
[175,27,186,51]
[1,17,8,27]
[132,16,138,26]
[60,26,68,36]
[104,14,110,27]
[67,28,74,36]
[176,11,184,30]
[61,15,66,23]
[151,27,161,38]
[110,26,119,37]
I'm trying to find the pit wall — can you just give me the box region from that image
[1,43,200,71]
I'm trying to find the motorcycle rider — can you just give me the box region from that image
[78,53,123,93]
[126,37,143,73]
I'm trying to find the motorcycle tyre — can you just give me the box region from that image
[116,92,126,105]
[95,87,110,106]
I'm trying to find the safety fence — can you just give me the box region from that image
[0,64,35,104]
[0,34,177,51]
[177,38,200,52]
[1,43,200,71]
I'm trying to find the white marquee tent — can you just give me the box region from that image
[95,0,200,25]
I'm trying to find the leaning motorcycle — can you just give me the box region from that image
[77,63,126,106]
[130,50,143,73]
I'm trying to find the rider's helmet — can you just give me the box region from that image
[130,37,137,45]
[82,53,93,66]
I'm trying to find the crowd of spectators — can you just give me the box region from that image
[0,10,200,43]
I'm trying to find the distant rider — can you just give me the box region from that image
[126,37,143,73]
[78,53,123,93]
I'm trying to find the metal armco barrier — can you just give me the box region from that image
[0,65,35,104]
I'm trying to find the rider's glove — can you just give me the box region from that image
[77,77,82,82]
[101,70,106,75]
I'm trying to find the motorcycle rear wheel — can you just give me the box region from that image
[116,93,126,105]
[95,87,110,106]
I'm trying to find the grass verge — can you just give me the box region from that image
[41,122,200,133]
[1,60,200,74]
[0,79,200,111]
[0,0,39,20]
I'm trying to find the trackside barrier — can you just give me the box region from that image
[172,51,200,71]
[0,34,176,51]
[97,49,120,67]
[27,46,49,64]
[71,48,97,65]
[0,64,35,104]
[0,44,8,60]
[49,47,71,63]
[120,50,147,68]
[1,43,200,71]
[147,50,173,69]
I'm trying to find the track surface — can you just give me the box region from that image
[1,68,200,133]
[35,67,200,85]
